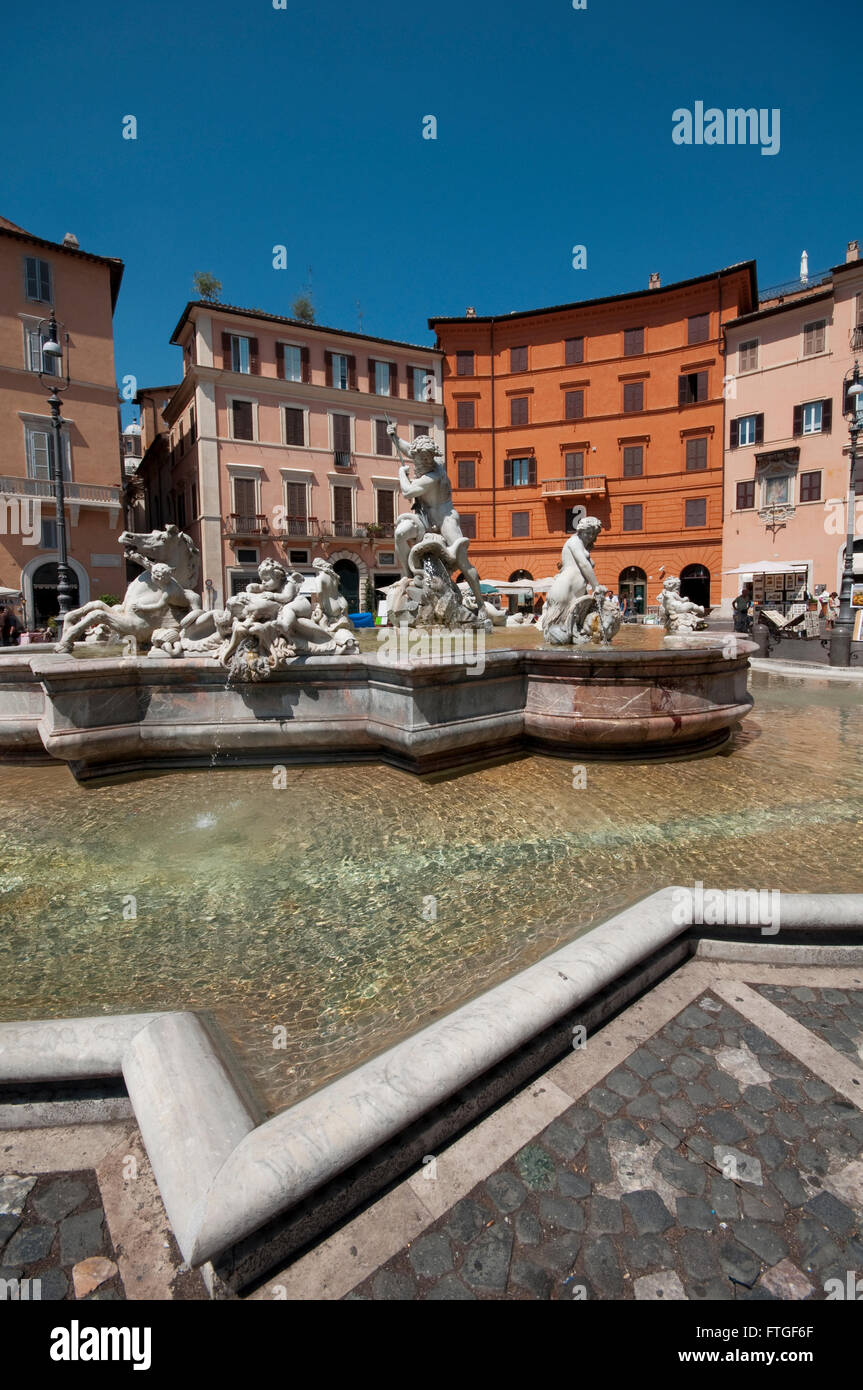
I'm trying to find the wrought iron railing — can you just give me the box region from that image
[224,513,270,536]
[275,515,320,538]
[333,451,355,469]
[758,269,831,303]
[541,474,606,496]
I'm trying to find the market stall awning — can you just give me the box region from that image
[723,561,809,576]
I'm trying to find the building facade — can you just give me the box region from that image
[430,263,757,612]
[721,241,863,613]
[0,216,124,624]
[139,304,444,611]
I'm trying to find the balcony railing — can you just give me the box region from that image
[0,475,121,506]
[332,519,356,537]
[333,451,355,470]
[542,474,606,498]
[224,513,270,537]
[275,515,320,539]
[758,269,831,303]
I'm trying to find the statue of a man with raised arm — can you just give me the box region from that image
[387,424,485,610]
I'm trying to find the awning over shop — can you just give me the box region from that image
[723,561,809,576]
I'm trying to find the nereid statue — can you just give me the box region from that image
[386,427,490,631]
[541,518,621,646]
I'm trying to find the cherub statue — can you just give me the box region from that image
[657,576,707,633]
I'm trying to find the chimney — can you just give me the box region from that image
[62,232,79,248]
[648,272,661,289]
[465,306,476,318]
[847,240,860,263]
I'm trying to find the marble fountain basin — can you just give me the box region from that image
[0,634,756,781]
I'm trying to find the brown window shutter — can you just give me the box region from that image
[221,332,232,370]
[678,375,688,407]
[324,351,333,387]
[275,342,284,380]
[503,458,512,487]
[755,414,764,445]
[822,398,832,432]
[368,358,377,390]
[528,457,537,487]
[249,338,260,374]
[730,418,739,449]
[792,404,803,437]
[301,346,311,383]
[348,355,357,390]
[390,362,398,396]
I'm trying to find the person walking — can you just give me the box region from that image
[732,584,753,634]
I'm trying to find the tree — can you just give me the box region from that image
[291,294,315,324]
[192,271,222,303]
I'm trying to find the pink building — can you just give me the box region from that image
[140,304,444,612]
[721,241,863,613]
[0,216,125,624]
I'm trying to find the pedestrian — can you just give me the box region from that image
[828,592,840,628]
[732,584,753,634]
[0,607,22,647]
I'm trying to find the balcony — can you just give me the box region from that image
[542,474,607,498]
[224,513,270,537]
[0,475,121,508]
[333,451,355,470]
[275,515,320,539]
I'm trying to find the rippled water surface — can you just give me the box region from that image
[0,670,860,1112]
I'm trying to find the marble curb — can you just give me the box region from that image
[1,890,862,1272]
[749,657,863,681]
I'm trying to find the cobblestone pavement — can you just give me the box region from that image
[346,989,863,1301]
[0,1169,125,1300]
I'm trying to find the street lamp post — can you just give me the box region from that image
[830,360,863,666]
[37,311,76,617]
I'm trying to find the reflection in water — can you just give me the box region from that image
[0,672,860,1113]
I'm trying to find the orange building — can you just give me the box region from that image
[0,215,124,624]
[430,262,757,612]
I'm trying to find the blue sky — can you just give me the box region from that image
[1,0,858,422]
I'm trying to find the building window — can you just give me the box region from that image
[231,400,254,440]
[622,503,643,531]
[565,337,584,365]
[685,497,706,527]
[25,426,70,481]
[510,396,529,426]
[289,549,309,565]
[511,511,530,538]
[736,480,755,510]
[375,418,393,455]
[799,470,822,502]
[457,459,476,488]
[623,381,643,413]
[456,351,475,377]
[504,457,535,487]
[189,407,196,445]
[624,327,644,357]
[332,485,353,534]
[739,339,759,371]
[40,518,57,549]
[510,345,528,373]
[764,475,790,506]
[564,451,584,479]
[26,326,60,375]
[232,476,257,518]
[284,406,305,446]
[678,371,708,405]
[565,390,584,421]
[376,488,395,526]
[685,437,707,471]
[332,353,349,389]
[803,320,826,356]
[460,513,476,539]
[623,445,643,477]
[24,257,52,303]
[374,361,393,396]
[282,345,302,382]
[285,482,307,525]
[332,413,351,455]
[412,423,428,441]
[802,401,823,434]
[688,313,710,345]
[236,548,258,565]
[456,400,475,429]
[229,335,251,374]
[732,414,762,447]
[412,367,430,401]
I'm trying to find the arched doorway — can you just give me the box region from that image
[509,568,534,614]
[30,562,81,626]
[680,563,711,609]
[333,559,360,613]
[618,566,647,615]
